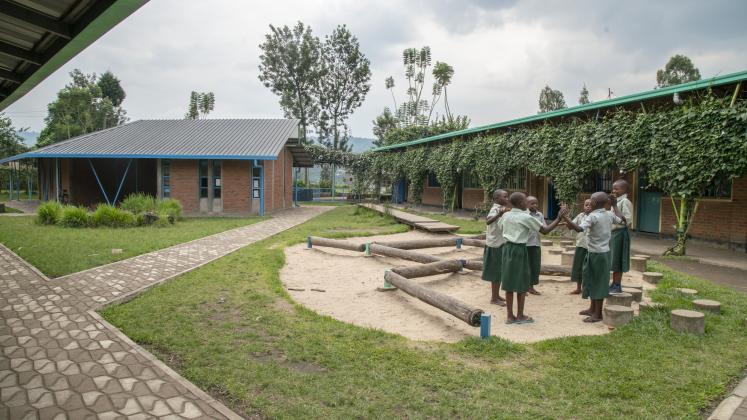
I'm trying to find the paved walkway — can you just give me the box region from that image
[0,206,331,419]
[2,200,40,214]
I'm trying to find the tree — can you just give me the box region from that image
[372,108,398,147]
[538,85,567,113]
[0,114,26,158]
[579,84,590,105]
[185,91,215,119]
[258,22,323,143]
[430,61,454,120]
[315,25,371,152]
[37,70,128,147]
[97,71,126,107]
[656,54,701,88]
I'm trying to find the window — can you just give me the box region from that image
[199,160,208,198]
[427,171,441,188]
[505,168,527,191]
[252,166,261,199]
[581,170,614,193]
[213,160,221,198]
[702,177,732,199]
[161,159,171,198]
[462,170,481,189]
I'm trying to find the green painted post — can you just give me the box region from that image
[364,242,371,257]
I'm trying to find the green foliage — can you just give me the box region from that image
[156,198,183,221]
[0,113,27,159]
[58,206,89,228]
[120,192,156,214]
[36,201,62,225]
[97,71,126,107]
[538,85,567,113]
[656,54,701,88]
[91,204,135,228]
[185,91,215,119]
[579,84,590,105]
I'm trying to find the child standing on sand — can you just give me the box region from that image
[609,180,633,293]
[525,196,546,296]
[569,199,592,295]
[482,189,510,306]
[499,192,565,324]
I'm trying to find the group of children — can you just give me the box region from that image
[481,180,632,324]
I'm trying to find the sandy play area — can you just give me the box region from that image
[280,231,654,343]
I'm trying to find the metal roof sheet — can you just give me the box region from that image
[1,118,303,163]
[373,69,747,152]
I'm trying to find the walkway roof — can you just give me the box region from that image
[0,0,149,111]
[0,118,314,166]
[373,69,747,152]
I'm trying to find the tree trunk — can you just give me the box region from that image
[664,195,697,256]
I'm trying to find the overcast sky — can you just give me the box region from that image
[5,0,747,141]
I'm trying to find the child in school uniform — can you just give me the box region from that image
[483,189,510,306]
[569,199,593,295]
[609,180,633,293]
[499,192,566,324]
[525,196,546,296]
[564,191,625,322]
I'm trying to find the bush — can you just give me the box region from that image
[36,201,62,225]
[58,206,89,228]
[157,198,183,220]
[121,193,156,214]
[91,204,136,227]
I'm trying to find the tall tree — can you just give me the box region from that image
[37,70,128,147]
[0,114,26,158]
[656,54,701,87]
[430,61,454,120]
[579,84,590,105]
[538,85,567,113]
[185,91,215,119]
[372,108,398,147]
[258,22,323,143]
[315,25,371,152]
[97,71,126,107]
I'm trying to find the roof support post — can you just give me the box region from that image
[111,159,133,204]
[87,159,110,205]
[55,158,60,202]
[731,82,742,107]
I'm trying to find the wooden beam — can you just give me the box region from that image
[0,0,72,39]
[731,82,742,107]
[0,69,22,84]
[0,40,43,65]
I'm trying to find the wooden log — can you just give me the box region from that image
[561,251,575,266]
[607,292,633,307]
[369,244,441,264]
[374,237,458,250]
[461,238,485,248]
[630,256,647,272]
[643,272,663,284]
[391,260,463,279]
[603,305,634,327]
[692,299,721,313]
[670,309,705,334]
[384,271,484,326]
[463,259,571,276]
[309,236,365,252]
[469,233,486,240]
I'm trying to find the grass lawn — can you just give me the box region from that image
[0,216,264,277]
[102,206,747,418]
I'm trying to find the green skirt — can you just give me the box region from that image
[481,245,503,283]
[527,246,541,286]
[570,247,588,282]
[582,251,611,300]
[610,227,630,273]
[501,242,530,294]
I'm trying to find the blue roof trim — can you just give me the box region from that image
[0,153,278,164]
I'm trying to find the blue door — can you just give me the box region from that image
[637,169,661,233]
[392,178,407,203]
[547,182,560,219]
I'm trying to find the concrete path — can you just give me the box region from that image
[0,206,331,419]
[2,200,40,214]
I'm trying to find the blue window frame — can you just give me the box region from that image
[161,159,171,198]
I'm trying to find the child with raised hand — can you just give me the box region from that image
[563,192,624,323]
[609,180,633,293]
[482,189,510,306]
[499,192,566,324]
[569,199,592,295]
[525,196,546,296]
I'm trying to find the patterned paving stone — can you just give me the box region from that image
[0,207,331,419]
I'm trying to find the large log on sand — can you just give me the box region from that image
[461,238,485,248]
[464,259,571,276]
[374,237,459,250]
[369,244,441,264]
[391,259,463,278]
[384,271,483,326]
[309,236,365,252]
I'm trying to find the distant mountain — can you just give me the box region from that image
[16,131,39,147]
[348,136,375,152]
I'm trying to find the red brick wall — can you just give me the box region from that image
[222,160,250,215]
[263,147,294,213]
[170,160,198,214]
[462,189,484,210]
[422,184,442,206]
[660,175,747,249]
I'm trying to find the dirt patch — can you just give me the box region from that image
[280,231,654,343]
[251,349,326,374]
[272,298,296,314]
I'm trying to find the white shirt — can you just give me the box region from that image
[613,194,633,229]
[499,208,543,244]
[573,212,589,249]
[526,211,546,247]
[579,208,622,253]
[485,203,506,248]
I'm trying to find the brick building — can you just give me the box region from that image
[1,119,313,215]
[382,70,747,251]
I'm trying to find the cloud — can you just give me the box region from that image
[4,0,747,139]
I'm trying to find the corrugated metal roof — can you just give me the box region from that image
[373,69,747,151]
[1,118,303,163]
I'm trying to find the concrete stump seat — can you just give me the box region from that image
[622,287,643,302]
[541,240,553,247]
[548,248,563,255]
[671,309,705,334]
[607,292,634,307]
[693,299,721,313]
[560,240,574,247]
[639,301,664,312]
[675,287,698,296]
[643,272,663,284]
[604,305,634,327]
[624,283,643,290]
[631,256,647,272]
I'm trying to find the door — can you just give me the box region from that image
[547,182,560,219]
[637,169,661,233]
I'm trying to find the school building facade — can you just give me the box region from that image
[1,119,313,215]
[383,70,747,251]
